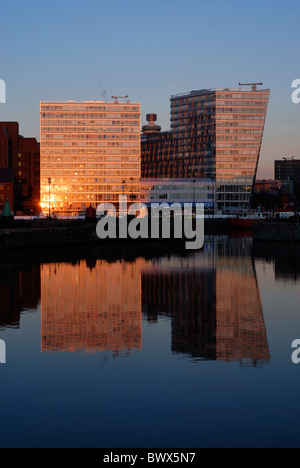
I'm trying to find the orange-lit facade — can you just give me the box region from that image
[142,87,270,210]
[40,100,141,215]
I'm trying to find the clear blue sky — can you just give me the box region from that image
[1,0,300,177]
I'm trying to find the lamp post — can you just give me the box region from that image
[130,177,134,201]
[122,179,126,196]
[193,179,196,213]
[48,177,51,218]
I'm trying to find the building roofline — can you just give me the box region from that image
[40,100,140,105]
[171,88,270,99]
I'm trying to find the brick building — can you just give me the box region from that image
[0,168,14,212]
[18,136,40,214]
[0,122,40,214]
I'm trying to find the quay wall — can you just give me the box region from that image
[0,224,99,249]
[253,222,300,242]
[0,218,231,250]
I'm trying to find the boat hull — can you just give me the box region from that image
[230,218,265,229]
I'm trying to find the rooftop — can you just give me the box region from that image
[171,87,270,99]
[40,100,140,105]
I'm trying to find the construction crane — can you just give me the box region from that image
[239,82,263,91]
[111,95,129,102]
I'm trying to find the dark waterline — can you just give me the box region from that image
[0,236,299,448]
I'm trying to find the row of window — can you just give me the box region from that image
[41,178,140,185]
[41,132,140,140]
[41,170,140,179]
[42,163,140,170]
[41,126,140,134]
[41,156,140,162]
[41,149,140,155]
[216,121,265,127]
[216,100,269,107]
[41,141,140,148]
[41,118,140,127]
[41,105,140,112]
[41,113,140,119]
[173,107,267,119]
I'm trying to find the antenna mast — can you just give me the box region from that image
[239,82,263,91]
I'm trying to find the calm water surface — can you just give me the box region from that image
[0,236,299,448]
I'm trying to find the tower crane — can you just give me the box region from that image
[111,95,129,102]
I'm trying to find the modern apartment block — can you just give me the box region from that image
[40,100,141,215]
[142,86,270,210]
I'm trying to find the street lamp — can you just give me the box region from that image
[130,177,134,200]
[122,180,126,196]
[48,177,52,218]
[193,179,196,210]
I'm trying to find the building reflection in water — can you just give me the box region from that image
[142,250,217,360]
[41,260,142,355]
[0,264,40,329]
[253,241,300,283]
[215,241,270,364]
[142,239,270,366]
[39,238,270,365]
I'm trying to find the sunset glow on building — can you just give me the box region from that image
[142,87,270,210]
[40,100,141,215]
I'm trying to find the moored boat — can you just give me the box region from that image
[230,213,266,229]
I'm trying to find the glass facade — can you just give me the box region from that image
[40,100,141,215]
[140,178,215,209]
[142,88,270,210]
[214,89,270,209]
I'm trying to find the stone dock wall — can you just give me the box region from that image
[253,222,300,242]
